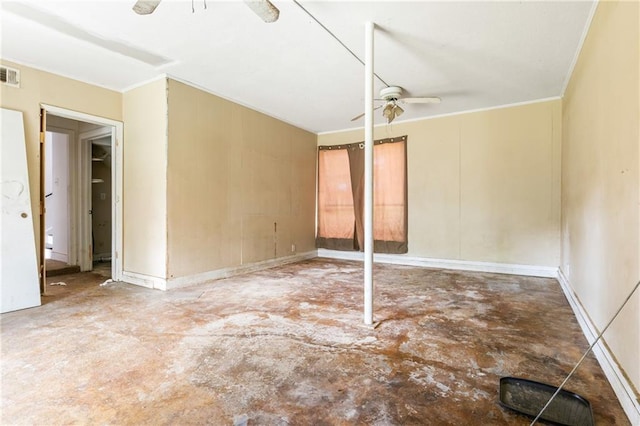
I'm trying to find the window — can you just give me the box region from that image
[317,136,407,254]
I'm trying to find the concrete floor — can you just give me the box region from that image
[0,259,629,425]
[45,259,81,277]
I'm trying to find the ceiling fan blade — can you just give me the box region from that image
[399,97,441,104]
[244,0,280,23]
[350,105,384,122]
[132,0,161,15]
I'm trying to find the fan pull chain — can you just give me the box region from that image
[191,0,206,13]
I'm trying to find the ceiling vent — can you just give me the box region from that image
[0,66,20,88]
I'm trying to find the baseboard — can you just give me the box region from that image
[93,252,111,261]
[50,252,68,263]
[165,250,318,290]
[121,271,167,290]
[557,269,640,424]
[316,249,558,278]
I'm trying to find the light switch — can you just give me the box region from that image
[100,192,106,200]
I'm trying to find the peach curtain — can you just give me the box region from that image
[316,136,407,254]
[373,140,407,253]
[316,147,357,250]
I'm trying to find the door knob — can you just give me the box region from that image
[20,212,27,218]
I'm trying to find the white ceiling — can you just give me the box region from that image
[1,0,595,133]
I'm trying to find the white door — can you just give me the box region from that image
[1,108,41,313]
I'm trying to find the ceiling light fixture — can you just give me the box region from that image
[382,101,404,123]
[382,103,393,119]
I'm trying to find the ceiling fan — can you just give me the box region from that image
[132,0,280,23]
[351,86,441,124]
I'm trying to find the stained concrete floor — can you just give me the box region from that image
[0,259,629,425]
[45,259,81,277]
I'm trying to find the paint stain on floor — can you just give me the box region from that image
[0,259,630,425]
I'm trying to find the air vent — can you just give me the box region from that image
[0,66,20,88]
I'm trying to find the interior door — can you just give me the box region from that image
[39,108,47,294]
[0,108,41,313]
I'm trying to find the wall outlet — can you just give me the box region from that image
[291,244,296,252]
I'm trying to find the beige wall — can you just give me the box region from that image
[561,0,639,393]
[318,99,562,267]
[0,60,122,256]
[122,79,168,279]
[165,79,317,279]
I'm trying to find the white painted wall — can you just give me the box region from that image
[45,131,69,263]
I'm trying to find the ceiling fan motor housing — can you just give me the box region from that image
[380,86,403,101]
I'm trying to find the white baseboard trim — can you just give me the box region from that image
[50,252,68,263]
[165,250,318,290]
[121,271,167,290]
[317,249,558,278]
[557,269,640,424]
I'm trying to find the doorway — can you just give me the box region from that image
[41,105,123,284]
[79,128,114,272]
[90,136,113,263]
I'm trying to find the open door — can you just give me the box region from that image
[39,107,47,294]
[0,108,41,312]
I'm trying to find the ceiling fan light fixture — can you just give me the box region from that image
[382,101,403,123]
[243,0,280,23]
[351,85,440,124]
[382,103,394,119]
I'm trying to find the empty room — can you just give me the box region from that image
[1,0,638,424]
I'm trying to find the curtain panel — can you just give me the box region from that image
[316,136,408,254]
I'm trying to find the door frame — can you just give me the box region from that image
[79,127,113,271]
[41,104,123,282]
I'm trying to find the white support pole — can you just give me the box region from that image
[363,21,374,325]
